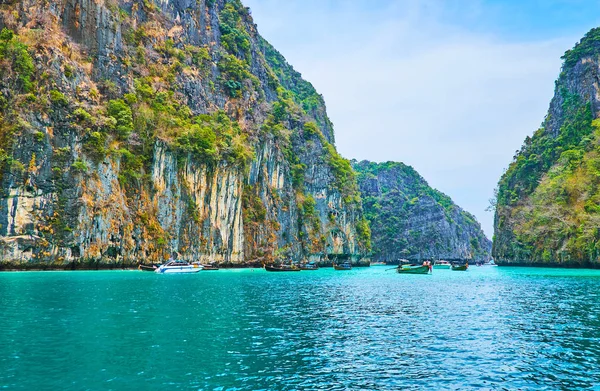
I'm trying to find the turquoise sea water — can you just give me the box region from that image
[1,266,600,390]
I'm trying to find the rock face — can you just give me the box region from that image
[353,160,491,262]
[0,0,370,269]
[494,28,600,267]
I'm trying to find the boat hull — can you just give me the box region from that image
[433,265,451,269]
[333,264,352,270]
[155,265,202,274]
[451,265,468,271]
[265,266,301,272]
[396,265,430,274]
[138,265,157,272]
[199,265,219,270]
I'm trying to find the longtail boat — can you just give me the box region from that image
[199,264,219,270]
[396,264,431,274]
[299,262,319,270]
[451,262,468,271]
[333,262,352,270]
[264,264,301,272]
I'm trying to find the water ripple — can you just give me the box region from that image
[2,267,600,390]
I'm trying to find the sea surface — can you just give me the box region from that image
[1,266,600,390]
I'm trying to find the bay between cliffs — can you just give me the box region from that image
[1,266,599,390]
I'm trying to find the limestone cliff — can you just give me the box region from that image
[353,160,491,262]
[494,28,600,267]
[0,0,370,269]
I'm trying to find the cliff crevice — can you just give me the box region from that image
[0,0,369,269]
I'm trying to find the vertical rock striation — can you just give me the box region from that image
[0,0,369,268]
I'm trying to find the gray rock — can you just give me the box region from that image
[0,0,368,269]
[353,160,492,262]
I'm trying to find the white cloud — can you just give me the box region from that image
[244,0,581,237]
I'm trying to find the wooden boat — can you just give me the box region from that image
[451,262,468,271]
[396,264,431,274]
[198,263,219,270]
[333,262,352,270]
[138,264,158,272]
[299,262,319,270]
[264,265,301,272]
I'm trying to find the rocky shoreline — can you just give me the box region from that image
[0,259,372,271]
[495,261,600,269]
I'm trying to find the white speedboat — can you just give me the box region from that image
[433,260,451,269]
[155,260,202,274]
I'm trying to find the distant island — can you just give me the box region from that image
[353,160,491,263]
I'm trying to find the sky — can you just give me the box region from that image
[243,0,600,238]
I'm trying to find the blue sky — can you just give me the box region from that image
[243,0,600,237]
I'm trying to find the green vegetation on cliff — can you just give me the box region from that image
[497,91,593,206]
[0,28,36,185]
[353,160,490,261]
[561,27,600,70]
[495,27,600,265]
[0,0,370,267]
